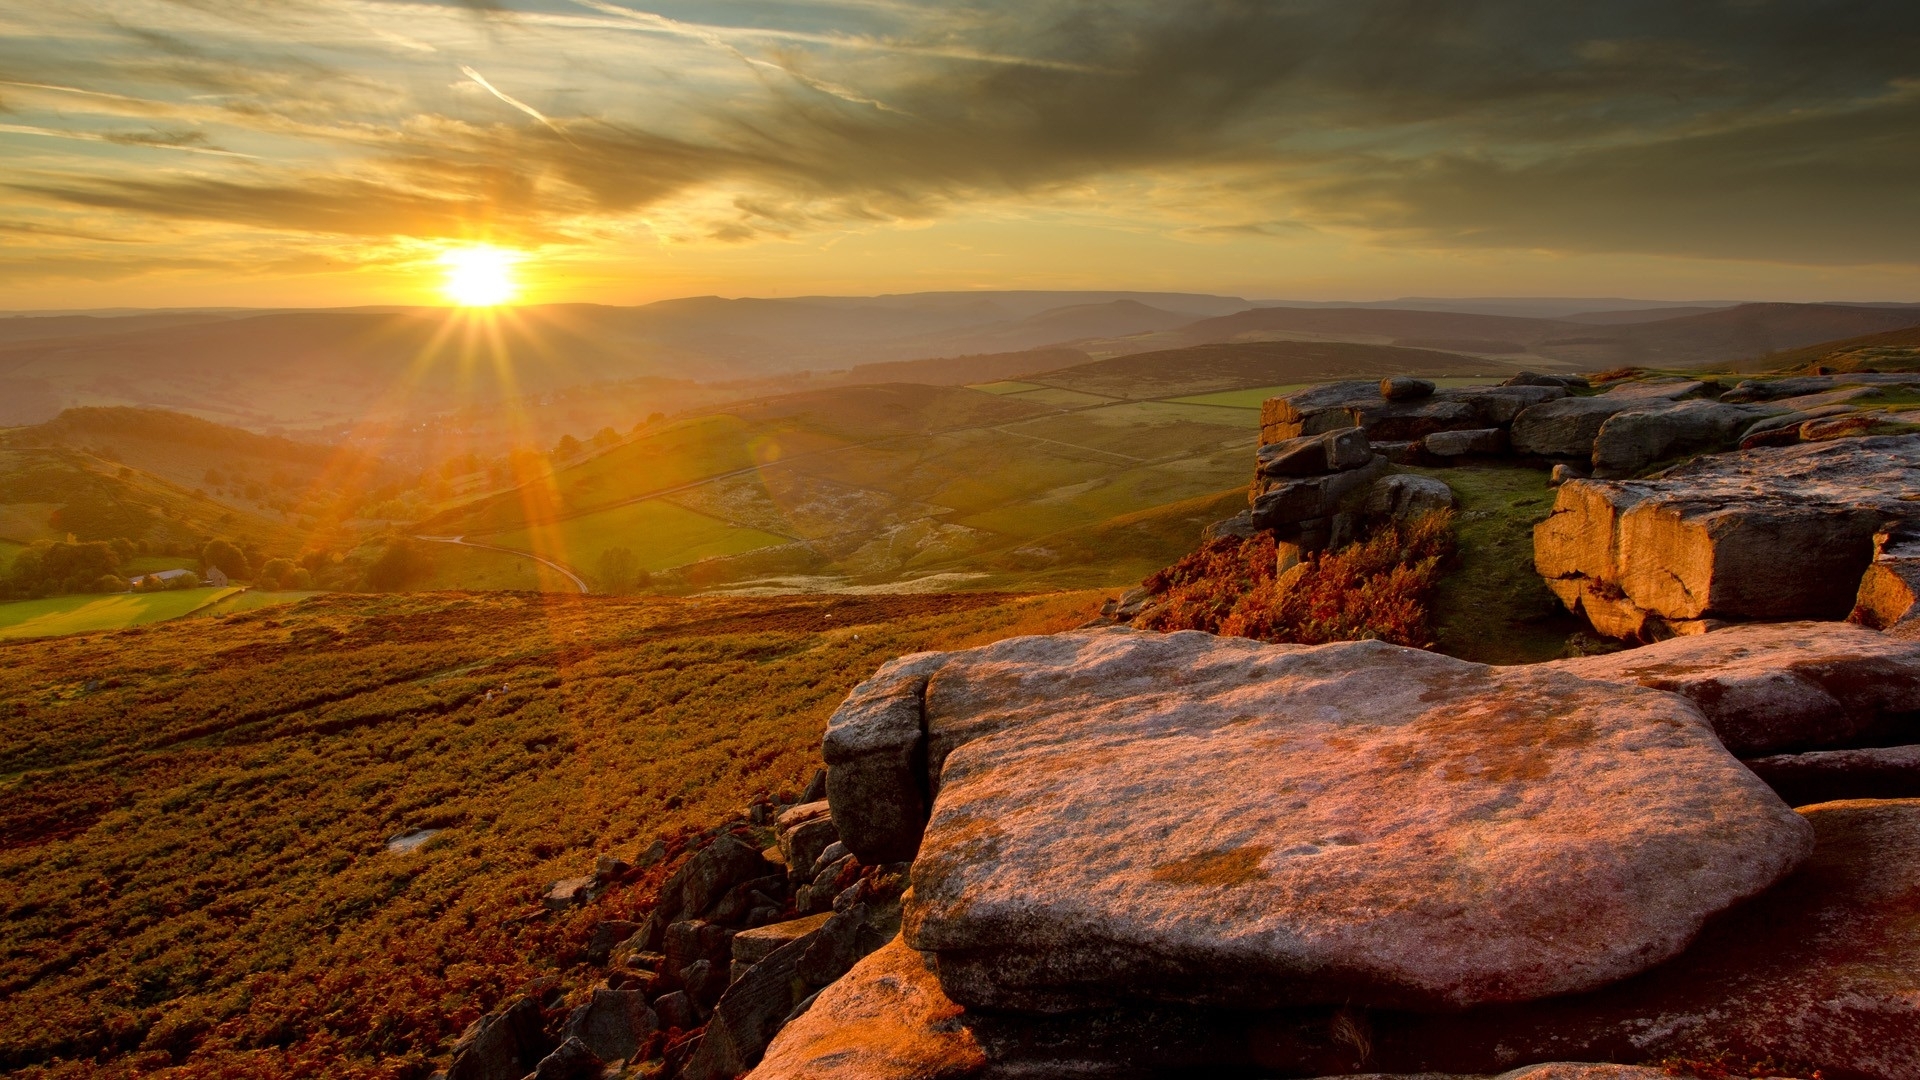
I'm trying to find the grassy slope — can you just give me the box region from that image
[485,500,791,578]
[0,589,1100,1079]
[0,587,241,640]
[1408,464,1587,664]
[0,447,297,551]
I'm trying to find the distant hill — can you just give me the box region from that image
[0,445,295,551]
[1021,340,1518,399]
[0,408,414,545]
[1734,325,1920,374]
[1102,301,1920,371]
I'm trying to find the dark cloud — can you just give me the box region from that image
[7,0,1919,267]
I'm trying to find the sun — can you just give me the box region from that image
[439,245,522,307]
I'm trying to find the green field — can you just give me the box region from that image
[410,542,582,592]
[995,386,1119,408]
[481,500,791,579]
[189,589,326,617]
[968,380,1047,394]
[0,587,240,640]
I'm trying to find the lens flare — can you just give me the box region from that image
[439,245,521,306]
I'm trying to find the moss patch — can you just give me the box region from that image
[1408,463,1588,665]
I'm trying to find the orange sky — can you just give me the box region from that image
[2,1,1916,310]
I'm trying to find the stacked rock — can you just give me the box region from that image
[744,628,1920,1078]
[1262,375,1569,465]
[1247,425,1387,552]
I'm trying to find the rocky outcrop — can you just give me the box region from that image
[1261,381,1567,446]
[823,630,1810,1015]
[1542,620,1920,756]
[751,801,1920,1080]
[1587,399,1781,478]
[1534,435,1920,639]
[1854,530,1920,635]
[1744,745,1920,806]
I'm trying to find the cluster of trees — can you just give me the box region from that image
[597,546,652,594]
[0,536,325,601]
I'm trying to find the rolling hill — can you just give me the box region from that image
[414,339,1520,594]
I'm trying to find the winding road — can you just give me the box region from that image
[412,535,591,594]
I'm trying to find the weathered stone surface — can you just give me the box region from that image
[1544,620,1920,756]
[1855,544,1920,633]
[445,997,550,1080]
[1381,376,1436,401]
[1258,429,1374,478]
[1365,799,1920,1078]
[1602,378,1705,400]
[1504,372,1589,389]
[1200,510,1259,542]
[1261,383,1563,444]
[543,876,599,911]
[731,911,835,965]
[1745,744,1920,805]
[1723,372,1920,403]
[823,654,944,864]
[1589,399,1781,478]
[583,919,640,966]
[1250,456,1390,528]
[850,631,1810,1013]
[1421,427,1506,457]
[746,936,986,1080]
[563,990,656,1065]
[1548,463,1585,486]
[1510,396,1643,458]
[1364,474,1455,519]
[1534,435,1920,636]
[528,1036,603,1080]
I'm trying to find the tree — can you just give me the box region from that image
[553,434,583,459]
[202,539,249,580]
[597,547,639,593]
[592,427,619,449]
[258,558,298,589]
[366,538,429,591]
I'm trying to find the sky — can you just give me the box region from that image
[1,0,1917,309]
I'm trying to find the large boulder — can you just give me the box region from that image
[1541,621,1920,756]
[1257,428,1374,478]
[1509,396,1644,459]
[752,802,1920,1080]
[1588,399,1781,478]
[1249,456,1390,530]
[823,654,946,864]
[444,997,551,1080]
[1534,435,1920,638]
[829,630,1809,1014]
[1743,744,1920,805]
[562,989,657,1064]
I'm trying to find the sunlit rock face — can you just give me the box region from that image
[825,629,1811,1014]
[1534,434,1920,640]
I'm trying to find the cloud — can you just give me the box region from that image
[3,0,1919,276]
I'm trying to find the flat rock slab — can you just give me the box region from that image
[1542,621,1920,756]
[1744,744,1920,806]
[1535,435,1920,637]
[829,630,1810,1013]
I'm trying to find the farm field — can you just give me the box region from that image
[408,541,584,593]
[482,500,791,579]
[0,587,240,640]
[0,588,1101,1079]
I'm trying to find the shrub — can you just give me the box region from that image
[1137,511,1454,648]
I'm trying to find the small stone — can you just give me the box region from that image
[1421,427,1506,457]
[1549,463,1586,486]
[682,958,730,1010]
[651,990,697,1033]
[732,912,838,965]
[564,989,658,1063]
[545,876,600,911]
[444,997,550,1080]
[595,854,632,880]
[634,839,668,868]
[529,1036,603,1080]
[810,842,850,877]
[1380,376,1436,401]
[584,920,642,966]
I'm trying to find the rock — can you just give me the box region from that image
[1588,399,1781,478]
[1602,378,1705,400]
[731,912,836,966]
[1534,435,1920,637]
[1738,403,1857,446]
[1363,799,1920,1077]
[1257,428,1374,478]
[663,920,734,986]
[544,876,599,911]
[594,854,632,879]
[1372,439,1420,464]
[809,841,850,877]
[1262,383,1563,445]
[1363,474,1454,519]
[584,920,641,966]
[823,654,944,864]
[796,902,897,988]
[1854,537,1920,634]
[1250,456,1390,529]
[444,997,550,1080]
[746,936,986,1080]
[1200,511,1259,542]
[563,990,658,1064]
[1744,744,1920,806]
[528,1037,603,1080]
[1420,427,1505,457]
[1548,463,1585,486]
[1770,385,1887,410]
[1509,395,1644,458]
[651,990,697,1033]
[683,958,730,1010]
[1380,376,1436,401]
[1802,412,1905,443]
[851,631,1810,1012]
[1543,621,1920,756]
[799,768,828,803]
